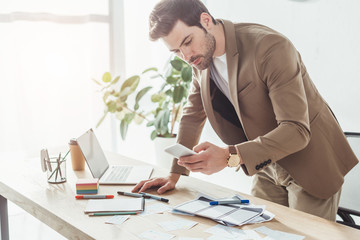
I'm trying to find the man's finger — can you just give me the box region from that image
[132,179,149,192]
[193,141,211,152]
[158,182,172,194]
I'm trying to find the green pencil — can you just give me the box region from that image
[88,212,137,216]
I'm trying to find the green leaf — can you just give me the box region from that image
[92,78,102,86]
[120,75,140,92]
[166,76,178,84]
[150,130,158,140]
[160,109,170,135]
[103,91,111,102]
[119,86,132,98]
[150,74,162,79]
[135,86,152,103]
[96,111,108,128]
[120,120,129,140]
[181,66,192,82]
[142,67,158,74]
[102,72,111,83]
[146,120,154,127]
[170,59,183,71]
[154,110,165,130]
[173,85,185,103]
[107,101,117,113]
[133,86,151,111]
[124,112,135,123]
[151,93,166,103]
[111,76,120,85]
[165,89,172,96]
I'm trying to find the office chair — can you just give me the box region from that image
[337,132,360,229]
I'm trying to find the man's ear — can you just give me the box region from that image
[199,12,213,30]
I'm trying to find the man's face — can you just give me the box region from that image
[162,20,216,70]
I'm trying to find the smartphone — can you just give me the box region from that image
[164,143,197,159]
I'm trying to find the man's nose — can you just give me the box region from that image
[179,48,191,62]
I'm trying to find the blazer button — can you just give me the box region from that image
[255,165,260,170]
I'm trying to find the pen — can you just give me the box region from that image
[140,192,169,203]
[88,212,137,216]
[117,191,144,198]
[209,199,249,205]
[57,152,63,179]
[75,195,114,199]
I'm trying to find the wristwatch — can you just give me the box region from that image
[227,145,241,171]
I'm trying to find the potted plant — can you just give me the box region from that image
[94,56,192,167]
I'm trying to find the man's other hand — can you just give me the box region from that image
[132,173,181,194]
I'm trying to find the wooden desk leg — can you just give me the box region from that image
[0,195,9,240]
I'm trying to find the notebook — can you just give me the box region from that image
[76,129,153,185]
[84,198,145,213]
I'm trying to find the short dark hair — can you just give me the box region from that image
[149,0,217,41]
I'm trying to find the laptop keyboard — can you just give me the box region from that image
[104,166,132,182]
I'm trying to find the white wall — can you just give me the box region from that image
[206,0,360,132]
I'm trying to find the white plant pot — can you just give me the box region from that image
[153,136,177,170]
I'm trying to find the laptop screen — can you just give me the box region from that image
[76,129,109,178]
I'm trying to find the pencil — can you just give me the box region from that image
[88,212,137,216]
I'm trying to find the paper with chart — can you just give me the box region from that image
[172,194,274,226]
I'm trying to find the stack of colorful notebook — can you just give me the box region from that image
[76,178,99,194]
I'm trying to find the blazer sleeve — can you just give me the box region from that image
[170,69,207,175]
[237,34,311,176]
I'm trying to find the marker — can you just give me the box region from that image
[75,195,114,199]
[88,212,137,216]
[140,192,169,203]
[209,199,249,205]
[117,191,144,198]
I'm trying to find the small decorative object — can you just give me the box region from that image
[76,178,99,194]
[40,149,69,183]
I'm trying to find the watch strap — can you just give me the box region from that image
[228,145,237,155]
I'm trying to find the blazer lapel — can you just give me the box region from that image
[221,19,244,127]
[200,20,245,136]
[200,68,221,134]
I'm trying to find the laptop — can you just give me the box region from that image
[76,129,153,185]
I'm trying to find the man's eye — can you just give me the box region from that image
[184,39,192,46]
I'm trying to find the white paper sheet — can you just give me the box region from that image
[139,230,175,240]
[179,237,204,240]
[205,224,262,240]
[175,199,210,213]
[197,205,235,219]
[105,215,130,225]
[254,226,305,240]
[178,238,203,240]
[140,203,172,216]
[220,208,260,225]
[158,219,198,231]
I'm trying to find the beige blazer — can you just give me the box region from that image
[171,19,358,199]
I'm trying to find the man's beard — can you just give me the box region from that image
[190,32,216,70]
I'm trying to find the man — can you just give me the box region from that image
[132,0,358,221]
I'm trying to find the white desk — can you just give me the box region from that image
[1,151,360,240]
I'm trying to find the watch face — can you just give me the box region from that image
[228,155,240,167]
